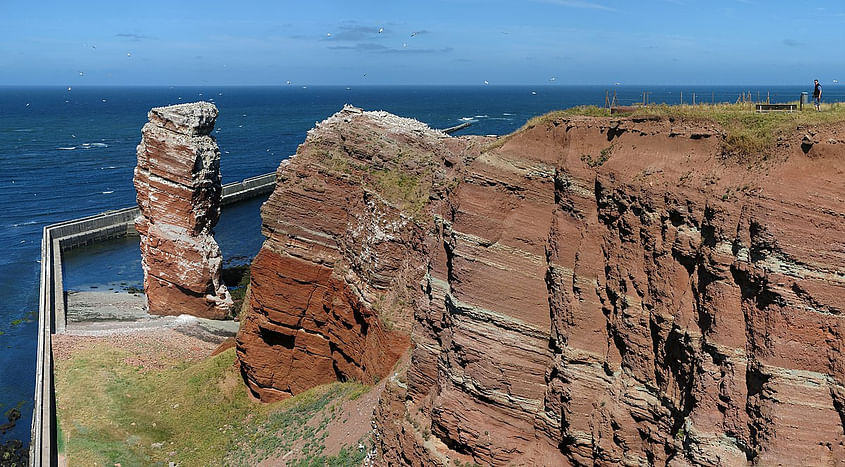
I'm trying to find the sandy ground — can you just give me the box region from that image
[63,291,239,340]
[55,291,240,387]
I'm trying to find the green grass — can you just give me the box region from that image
[55,345,372,466]
[581,143,615,168]
[494,102,845,161]
[231,383,369,466]
[624,102,845,159]
[372,168,428,218]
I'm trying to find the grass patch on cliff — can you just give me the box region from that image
[626,102,845,159]
[55,344,372,466]
[493,102,845,160]
[371,168,428,219]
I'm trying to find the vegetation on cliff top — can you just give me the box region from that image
[55,345,371,466]
[509,102,845,160]
[316,143,434,222]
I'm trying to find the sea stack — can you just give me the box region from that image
[134,102,232,319]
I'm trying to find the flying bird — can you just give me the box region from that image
[549,77,557,81]
[484,80,489,85]
[378,27,384,33]
[410,31,418,37]
[326,33,332,37]
[286,80,291,85]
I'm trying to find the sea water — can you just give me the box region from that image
[1,84,842,446]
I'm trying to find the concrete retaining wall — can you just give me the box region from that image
[30,171,276,466]
[221,172,276,205]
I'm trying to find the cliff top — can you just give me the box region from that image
[148,101,218,136]
[515,102,845,160]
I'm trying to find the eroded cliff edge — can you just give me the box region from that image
[236,105,845,465]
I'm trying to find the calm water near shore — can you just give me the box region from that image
[1,84,843,445]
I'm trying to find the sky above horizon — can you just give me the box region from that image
[2,0,843,86]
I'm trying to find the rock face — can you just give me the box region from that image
[238,106,845,465]
[134,102,232,319]
[235,106,470,400]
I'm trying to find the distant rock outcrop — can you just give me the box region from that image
[134,102,232,319]
[237,106,845,465]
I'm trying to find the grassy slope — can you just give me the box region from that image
[509,102,845,161]
[55,345,369,466]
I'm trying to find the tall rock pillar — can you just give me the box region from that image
[134,102,232,319]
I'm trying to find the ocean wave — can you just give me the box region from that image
[473,115,488,118]
[80,142,109,149]
[57,147,76,150]
[13,129,33,132]
[502,113,514,116]
[12,220,37,227]
[459,117,475,122]
[101,191,114,194]
[100,166,118,170]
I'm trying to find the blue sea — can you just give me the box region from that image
[1,84,843,446]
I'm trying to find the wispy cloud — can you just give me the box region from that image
[324,24,388,42]
[381,46,453,55]
[328,42,452,55]
[536,0,616,11]
[115,33,153,41]
[328,43,389,51]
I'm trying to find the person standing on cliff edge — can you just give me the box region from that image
[813,79,822,111]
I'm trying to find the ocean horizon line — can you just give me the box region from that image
[0,83,833,89]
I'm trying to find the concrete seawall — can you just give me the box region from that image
[29,172,276,466]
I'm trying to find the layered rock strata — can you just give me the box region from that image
[134,102,232,319]
[235,106,478,400]
[238,106,845,465]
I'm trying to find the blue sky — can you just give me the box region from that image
[1,0,842,86]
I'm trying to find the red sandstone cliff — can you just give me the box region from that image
[237,106,845,465]
[135,102,233,319]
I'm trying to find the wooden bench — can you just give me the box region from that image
[756,103,797,113]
